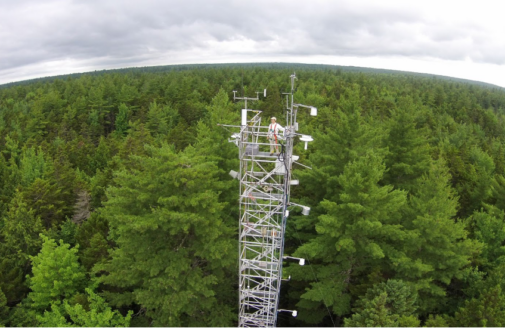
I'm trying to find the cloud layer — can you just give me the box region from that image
[1,0,504,85]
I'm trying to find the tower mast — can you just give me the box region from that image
[225,73,317,327]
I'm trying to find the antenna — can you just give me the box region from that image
[233,83,266,127]
[221,73,318,327]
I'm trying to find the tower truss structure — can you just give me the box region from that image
[224,74,316,327]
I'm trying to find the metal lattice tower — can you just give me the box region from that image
[223,74,317,327]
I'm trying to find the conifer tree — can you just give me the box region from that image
[114,103,129,136]
[467,207,505,269]
[22,179,67,229]
[305,85,385,192]
[27,236,86,310]
[207,88,238,127]
[453,285,505,327]
[345,292,396,327]
[0,190,44,304]
[167,120,194,151]
[117,84,139,107]
[37,288,132,327]
[295,85,386,241]
[424,314,449,327]
[22,155,76,229]
[146,101,179,137]
[346,280,420,327]
[19,146,46,187]
[2,135,21,165]
[442,143,495,217]
[383,97,431,192]
[23,103,48,143]
[0,288,8,327]
[7,303,38,327]
[291,151,407,319]
[489,174,505,211]
[97,143,235,326]
[1,191,45,263]
[465,146,495,214]
[0,142,21,217]
[356,279,418,318]
[398,159,480,313]
[88,136,111,173]
[0,154,12,217]
[75,212,110,271]
[118,121,154,159]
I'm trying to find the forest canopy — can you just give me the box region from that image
[1,63,505,326]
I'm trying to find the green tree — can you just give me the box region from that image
[37,288,132,327]
[114,103,129,136]
[7,302,38,327]
[453,285,505,327]
[25,98,50,143]
[398,159,480,313]
[291,151,408,320]
[424,314,449,327]
[88,108,102,141]
[345,279,419,327]
[28,236,86,310]
[467,207,505,269]
[75,212,111,271]
[0,151,19,217]
[0,191,45,303]
[88,136,111,173]
[442,143,495,217]
[1,191,44,263]
[117,84,139,106]
[167,120,194,151]
[97,143,235,326]
[345,293,397,327]
[361,280,417,317]
[383,98,431,192]
[207,88,238,127]
[146,101,179,137]
[465,146,495,214]
[22,156,76,229]
[303,85,385,199]
[0,288,8,327]
[0,154,11,217]
[1,135,21,164]
[294,85,386,257]
[22,178,68,229]
[19,146,46,187]
[489,174,505,211]
[345,279,420,328]
[118,121,154,159]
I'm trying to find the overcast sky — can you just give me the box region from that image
[1,0,504,87]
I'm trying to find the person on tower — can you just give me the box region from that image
[267,117,285,155]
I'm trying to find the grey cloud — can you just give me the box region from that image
[0,0,504,84]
